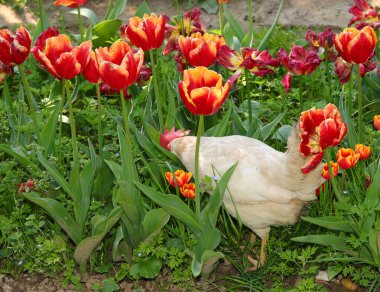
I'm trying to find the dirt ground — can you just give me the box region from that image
[2,0,380,31]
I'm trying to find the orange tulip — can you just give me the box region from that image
[165,170,193,188]
[180,183,196,199]
[336,148,360,169]
[374,115,380,130]
[82,51,101,84]
[32,28,91,80]
[178,32,225,67]
[334,26,377,64]
[321,161,339,180]
[354,144,371,160]
[0,26,31,66]
[122,13,166,52]
[218,0,230,3]
[95,41,144,90]
[178,66,231,115]
[53,0,87,8]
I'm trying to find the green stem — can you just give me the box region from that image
[348,73,353,118]
[149,50,164,131]
[18,64,41,143]
[245,70,252,125]
[96,83,103,157]
[218,3,223,33]
[58,79,65,165]
[247,0,253,46]
[298,76,303,110]
[324,50,331,103]
[194,115,204,220]
[325,149,343,202]
[38,0,44,30]
[104,0,114,19]
[77,6,84,42]
[66,80,79,174]
[357,64,363,142]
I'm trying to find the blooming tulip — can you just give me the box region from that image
[299,103,347,174]
[32,28,91,80]
[178,32,225,67]
[160,127,190,150]
[0,26,31,66]
[53,0,87,8]
[165,170,193,188]
[334,26,377,64]
[122,13,165,52]
[321,161,339,180]
[354,144,371,160]
[180,183,196,199]
[348,0,378,26]
[374,115,380,130]
[336,148,360,170]
[95,41,144,90]
[17,178,35,193]
[82,51,101,84]
[178,66,231,115]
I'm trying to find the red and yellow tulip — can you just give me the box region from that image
[122,13,166,52]
[165,170,193,188]
[0,26,31,67]
[334,26,377,64]
[337,148,360,169]
[178,66,231,115]
[321,161,339,180]
[32,28,91,79]
[53,0,87,8]
[160,127,191,150]
[354,144,371,160]
[178,32,225,67]
[180,183,196,199]
[348,0,378,26]
[299,103,347,174]
[374,115,380,130]
[95,41,144,90]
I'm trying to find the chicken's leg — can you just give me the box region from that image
[259,234,268,267]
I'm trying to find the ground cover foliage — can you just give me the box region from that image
[1,0,380,290]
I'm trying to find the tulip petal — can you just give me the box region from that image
[72,40,91,72]
[178,80,197,114]
[98,61,130,90]
[55,52,81,79]
[36,49,60,79]
[301,152,325,174]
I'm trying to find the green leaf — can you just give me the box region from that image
[301,216,355,233]
[40,101,60,156]
[93,19,122,39]
[260,111,286,141]
[73,207,122,265]
[0,144,33,169]
[231,108,247,135]
[23,192,82,244]
[68,8,99,25]
[36,147,74,199]
[257,0,284,50]
[292,235,356,254]
[204,102,232,137]
[135,1,151,18]
[112,226,132,262]
[106,0,127,19]
[32,10,50,42]
[129,258,162,279]
[366,160,380,205]
[135,182,202,235]
[192,250,224,278]
[272,124,292,144]
[223,5,245,41]
[105,160,123,182]
[327,265,342,281]
[142,208,170,243]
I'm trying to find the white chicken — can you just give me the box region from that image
[169,126,324,266]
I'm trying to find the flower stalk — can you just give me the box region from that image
[357,64,363,142]
[218,2,223,33]
[149,50,164,131]
[194,114,204,219]
[66,80,80,175]
[18,63,41,143]
[96,83,103,157]
[77,6,84,41]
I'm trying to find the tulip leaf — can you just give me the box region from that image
[0,144,33,170]
[40,101,60,157]
[93,19,122,39]
[68,8,99,25]
[23,192,82,244]
[74,207,123,265]
[129,258,162,279]
[135,182,202,235]
[135,1,151,18]
[231,108,247,135]
[260,111,287,141]
[204,102,232,137]
[192,250,224,278]
[292,235,355,254]
[257,0,285,50]
[301,216,355,233]
[105,160,123,182]
[366,160,380,205]
[223,5,245,41]
[106,0,127,20]
[142,208,170,243]
[35,147,74,199]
